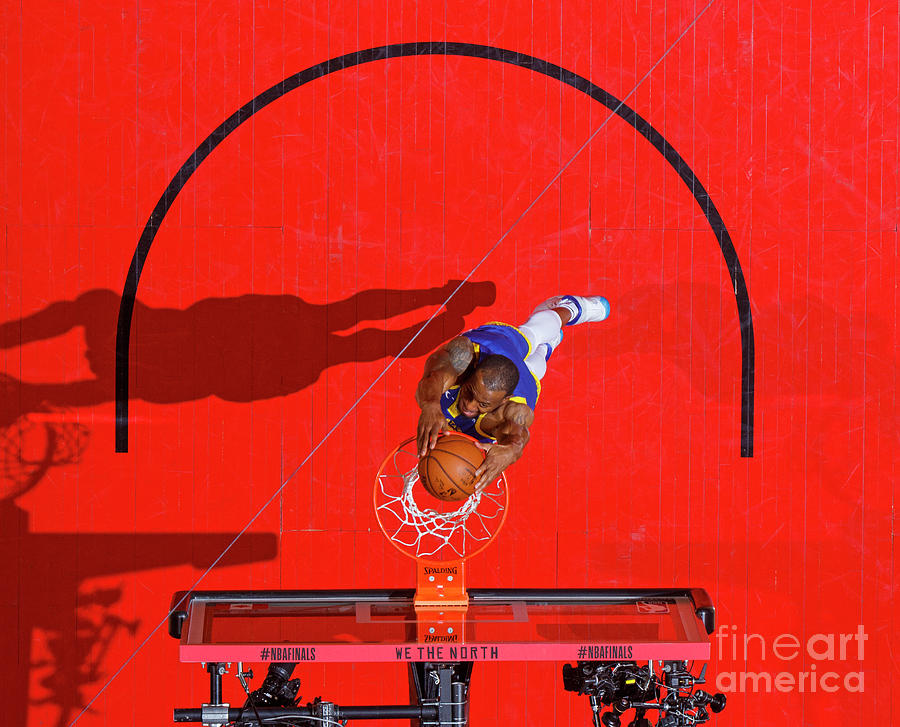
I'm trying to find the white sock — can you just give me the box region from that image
[518,309,564,350]
[524,345,550,380]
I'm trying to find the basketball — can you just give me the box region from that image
[417,433,486,501]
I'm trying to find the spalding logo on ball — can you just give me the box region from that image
[418,433,485,501]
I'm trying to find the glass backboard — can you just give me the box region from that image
[169,588,714,664]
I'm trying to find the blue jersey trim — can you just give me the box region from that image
[463,323,540,409]
[439,387,496,443]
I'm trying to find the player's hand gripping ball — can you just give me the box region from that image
[417,433,486,502]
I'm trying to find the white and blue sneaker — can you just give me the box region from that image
[535,295,611,326]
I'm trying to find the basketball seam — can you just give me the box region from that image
[431,453,476,496]
[427,456,446,495]
[431,446,484,469]
[426,455,458,499]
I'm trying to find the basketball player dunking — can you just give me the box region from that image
[415,294,611,490]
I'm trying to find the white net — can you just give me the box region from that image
[375,442,508,562]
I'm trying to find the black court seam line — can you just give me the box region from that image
[75,17,739,726]
[115,41,755,457]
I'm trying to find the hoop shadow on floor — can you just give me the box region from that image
[1,458,278,727]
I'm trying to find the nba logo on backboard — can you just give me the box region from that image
[637,601,671,614]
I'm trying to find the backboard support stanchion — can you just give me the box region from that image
[414,558,469,643]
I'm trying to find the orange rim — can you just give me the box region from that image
[373,433,509,565]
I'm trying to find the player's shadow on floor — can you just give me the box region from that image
[0,281,495,725]
[0,280,496,425]
[2,279,881,724]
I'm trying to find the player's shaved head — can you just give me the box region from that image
[475,354,519,395]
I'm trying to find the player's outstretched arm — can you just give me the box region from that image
[473,402,534,490]
[415,336,475,455]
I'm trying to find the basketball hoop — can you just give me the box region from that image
[374,435,509,564]
[374,434,508,635]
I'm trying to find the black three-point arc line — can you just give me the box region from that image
[115,42,755,456]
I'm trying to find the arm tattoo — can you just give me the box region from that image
[505,403,534,428]
[445,337,474,374]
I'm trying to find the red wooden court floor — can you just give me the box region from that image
[1,1,896,725]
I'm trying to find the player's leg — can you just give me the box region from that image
[518,310,565,380]
[518,295,611,380]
